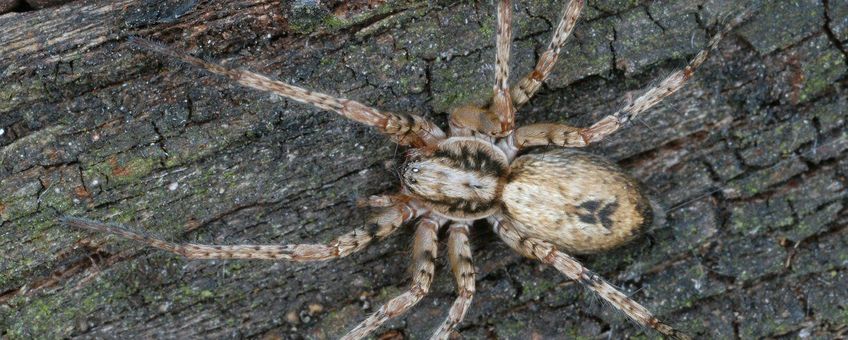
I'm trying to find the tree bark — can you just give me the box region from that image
[1,0,847,339]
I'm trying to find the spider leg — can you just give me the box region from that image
[510,0,584,110]
[512,122,588,149]
[508,10,753,151]
[430,222,475,340]
[340,215,443,340]
[574,11,752,146]
[448,105,499,137]
[130,38,445,148]
[62,201,423,261]
[490,0,516,136]
[491,216,692,340]
[451,0,516,138]
[357,194,413,208]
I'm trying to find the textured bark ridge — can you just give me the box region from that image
[1,0,847,339]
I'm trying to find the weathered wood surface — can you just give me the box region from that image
[1,0,847,339]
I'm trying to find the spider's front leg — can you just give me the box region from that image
[491,216,692,340]
[341,215,444,340]
[130,38,445,148]
[62,198,423,261]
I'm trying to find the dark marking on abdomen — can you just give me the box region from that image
[573,199,619,230]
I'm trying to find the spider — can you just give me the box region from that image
[63,1,754,339]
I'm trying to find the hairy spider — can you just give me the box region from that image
[63,1,754,339]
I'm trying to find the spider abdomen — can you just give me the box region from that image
[501,148,652,254]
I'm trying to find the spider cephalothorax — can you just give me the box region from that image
[401,138,509,220]
[64,1,755,339]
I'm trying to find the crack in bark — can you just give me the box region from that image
[643,6,667,33]
[823,0,848,65]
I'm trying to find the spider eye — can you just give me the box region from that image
[409,178,417,184]
[412,167,419,173]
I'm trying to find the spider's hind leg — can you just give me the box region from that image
[507,8,756,151]
[492,216,692,340]
[577,9,755,145]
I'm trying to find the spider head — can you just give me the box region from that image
[400,138,509,220]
